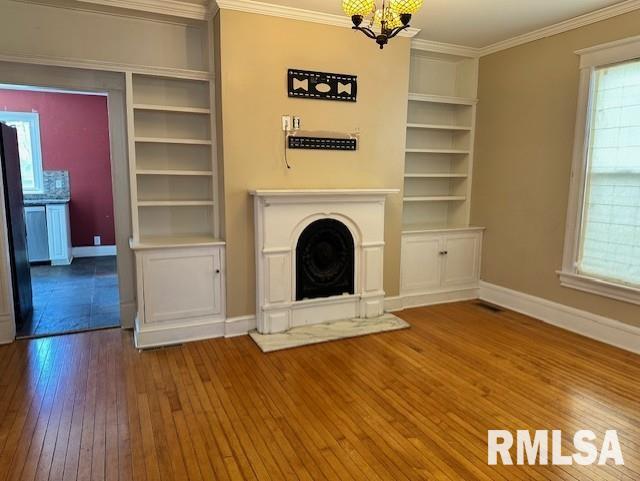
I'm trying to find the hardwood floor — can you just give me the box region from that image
[0,301,638,480]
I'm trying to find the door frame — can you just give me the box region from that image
[0,61,136,342]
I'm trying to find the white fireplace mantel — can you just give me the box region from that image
[251,188,399,334]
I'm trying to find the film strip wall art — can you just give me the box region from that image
[288,136,357,151]
[288,69,357,102]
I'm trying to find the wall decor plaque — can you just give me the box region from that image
[288,136,357,151]
[288,69,357,102]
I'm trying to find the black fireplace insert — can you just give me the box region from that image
[296,219,355,301]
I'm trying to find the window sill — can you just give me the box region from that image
[557,271,640,306]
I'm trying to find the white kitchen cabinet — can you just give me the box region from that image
[400,228,483,306]
[131,242,226,348]
[46,203,73,266]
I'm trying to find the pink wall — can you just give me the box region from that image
[0,88,115,247]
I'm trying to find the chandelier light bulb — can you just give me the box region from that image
[373,8,403,30]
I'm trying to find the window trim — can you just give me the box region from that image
[0,111,44,194]
[559,35,640,305]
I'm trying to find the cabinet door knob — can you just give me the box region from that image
[215,269,221,274]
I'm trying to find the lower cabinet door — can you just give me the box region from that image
[441,233,481,287]
[142,246,222,324]
[400,233,443,293]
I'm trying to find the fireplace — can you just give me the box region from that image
[251,189,398,334]
[296,219,355,301]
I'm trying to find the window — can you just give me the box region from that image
[0,111,44,194]
[561,38,640,305]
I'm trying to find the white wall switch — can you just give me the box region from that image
[293,116,301,130]
[281,115,292,131]
[94,235,101,246]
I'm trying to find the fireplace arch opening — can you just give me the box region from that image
[296,218,355,301]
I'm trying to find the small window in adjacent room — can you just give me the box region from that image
[0,111,44,194]
[561,40,640,305]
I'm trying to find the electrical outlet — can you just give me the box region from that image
[94,236,101,246]
[281,115,292,131]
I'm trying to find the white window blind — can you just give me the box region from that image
[579,59,640,287]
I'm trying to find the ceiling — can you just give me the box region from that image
[256,0,628,48]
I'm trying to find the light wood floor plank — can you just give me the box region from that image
[0,301,637,480]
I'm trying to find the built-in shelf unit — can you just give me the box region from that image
[403,48,479,233]
[126,72,220,248]
[125,69,226,349]
[399,44,483,309]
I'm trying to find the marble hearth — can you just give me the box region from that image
[251,189,398,334]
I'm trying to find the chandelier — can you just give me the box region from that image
[342,0,424,49]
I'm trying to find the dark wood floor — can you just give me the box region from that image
[0,301,638,480]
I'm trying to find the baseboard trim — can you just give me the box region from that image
[225,315,257,338]
[479,281,640,355]
[134,317,225,349]
[385,287,480,312]
[0,314,15,345]
[72,245,117,257]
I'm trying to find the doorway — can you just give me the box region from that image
[0,84,120,338]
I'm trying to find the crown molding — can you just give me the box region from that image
[411,38,480,58]
[215,0,420,38]
[479,0,640,56]
[0,52,212,80]
[77,0,208,20]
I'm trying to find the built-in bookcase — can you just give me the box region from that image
[403,48,479,232]
[126,72,219,248]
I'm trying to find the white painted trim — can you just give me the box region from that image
[0,315,14,345]
[119,300,136,329]
[0,53,211,81]
[225,314,256,338]
[76,0,208,20]
[479,0,640,56]
[479,281,640,355]
[577,33,640,68]
[215,0,420,38]
[558,271,640,307]
[72,245,117,258]
[411,38,480,58]
[385,288,480,311]
[134,315,225,349]
[220,289,479,338]
[0,83,108,96]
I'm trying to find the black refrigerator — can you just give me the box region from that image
[0,122,33,328]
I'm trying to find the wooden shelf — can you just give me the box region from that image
[407,123,472,131]
[402,223,485,234]
[135,137,212,145]
[404,196,466,202]
[408,93,477,105]
[130,235,225,250]
[136,169,213,177]
[138,200,214,207]
[133,104,211,115]
[406,148,470,155]
[405,173,467,179]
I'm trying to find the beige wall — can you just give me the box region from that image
[472,10,640,328]
[217,10,410,317]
